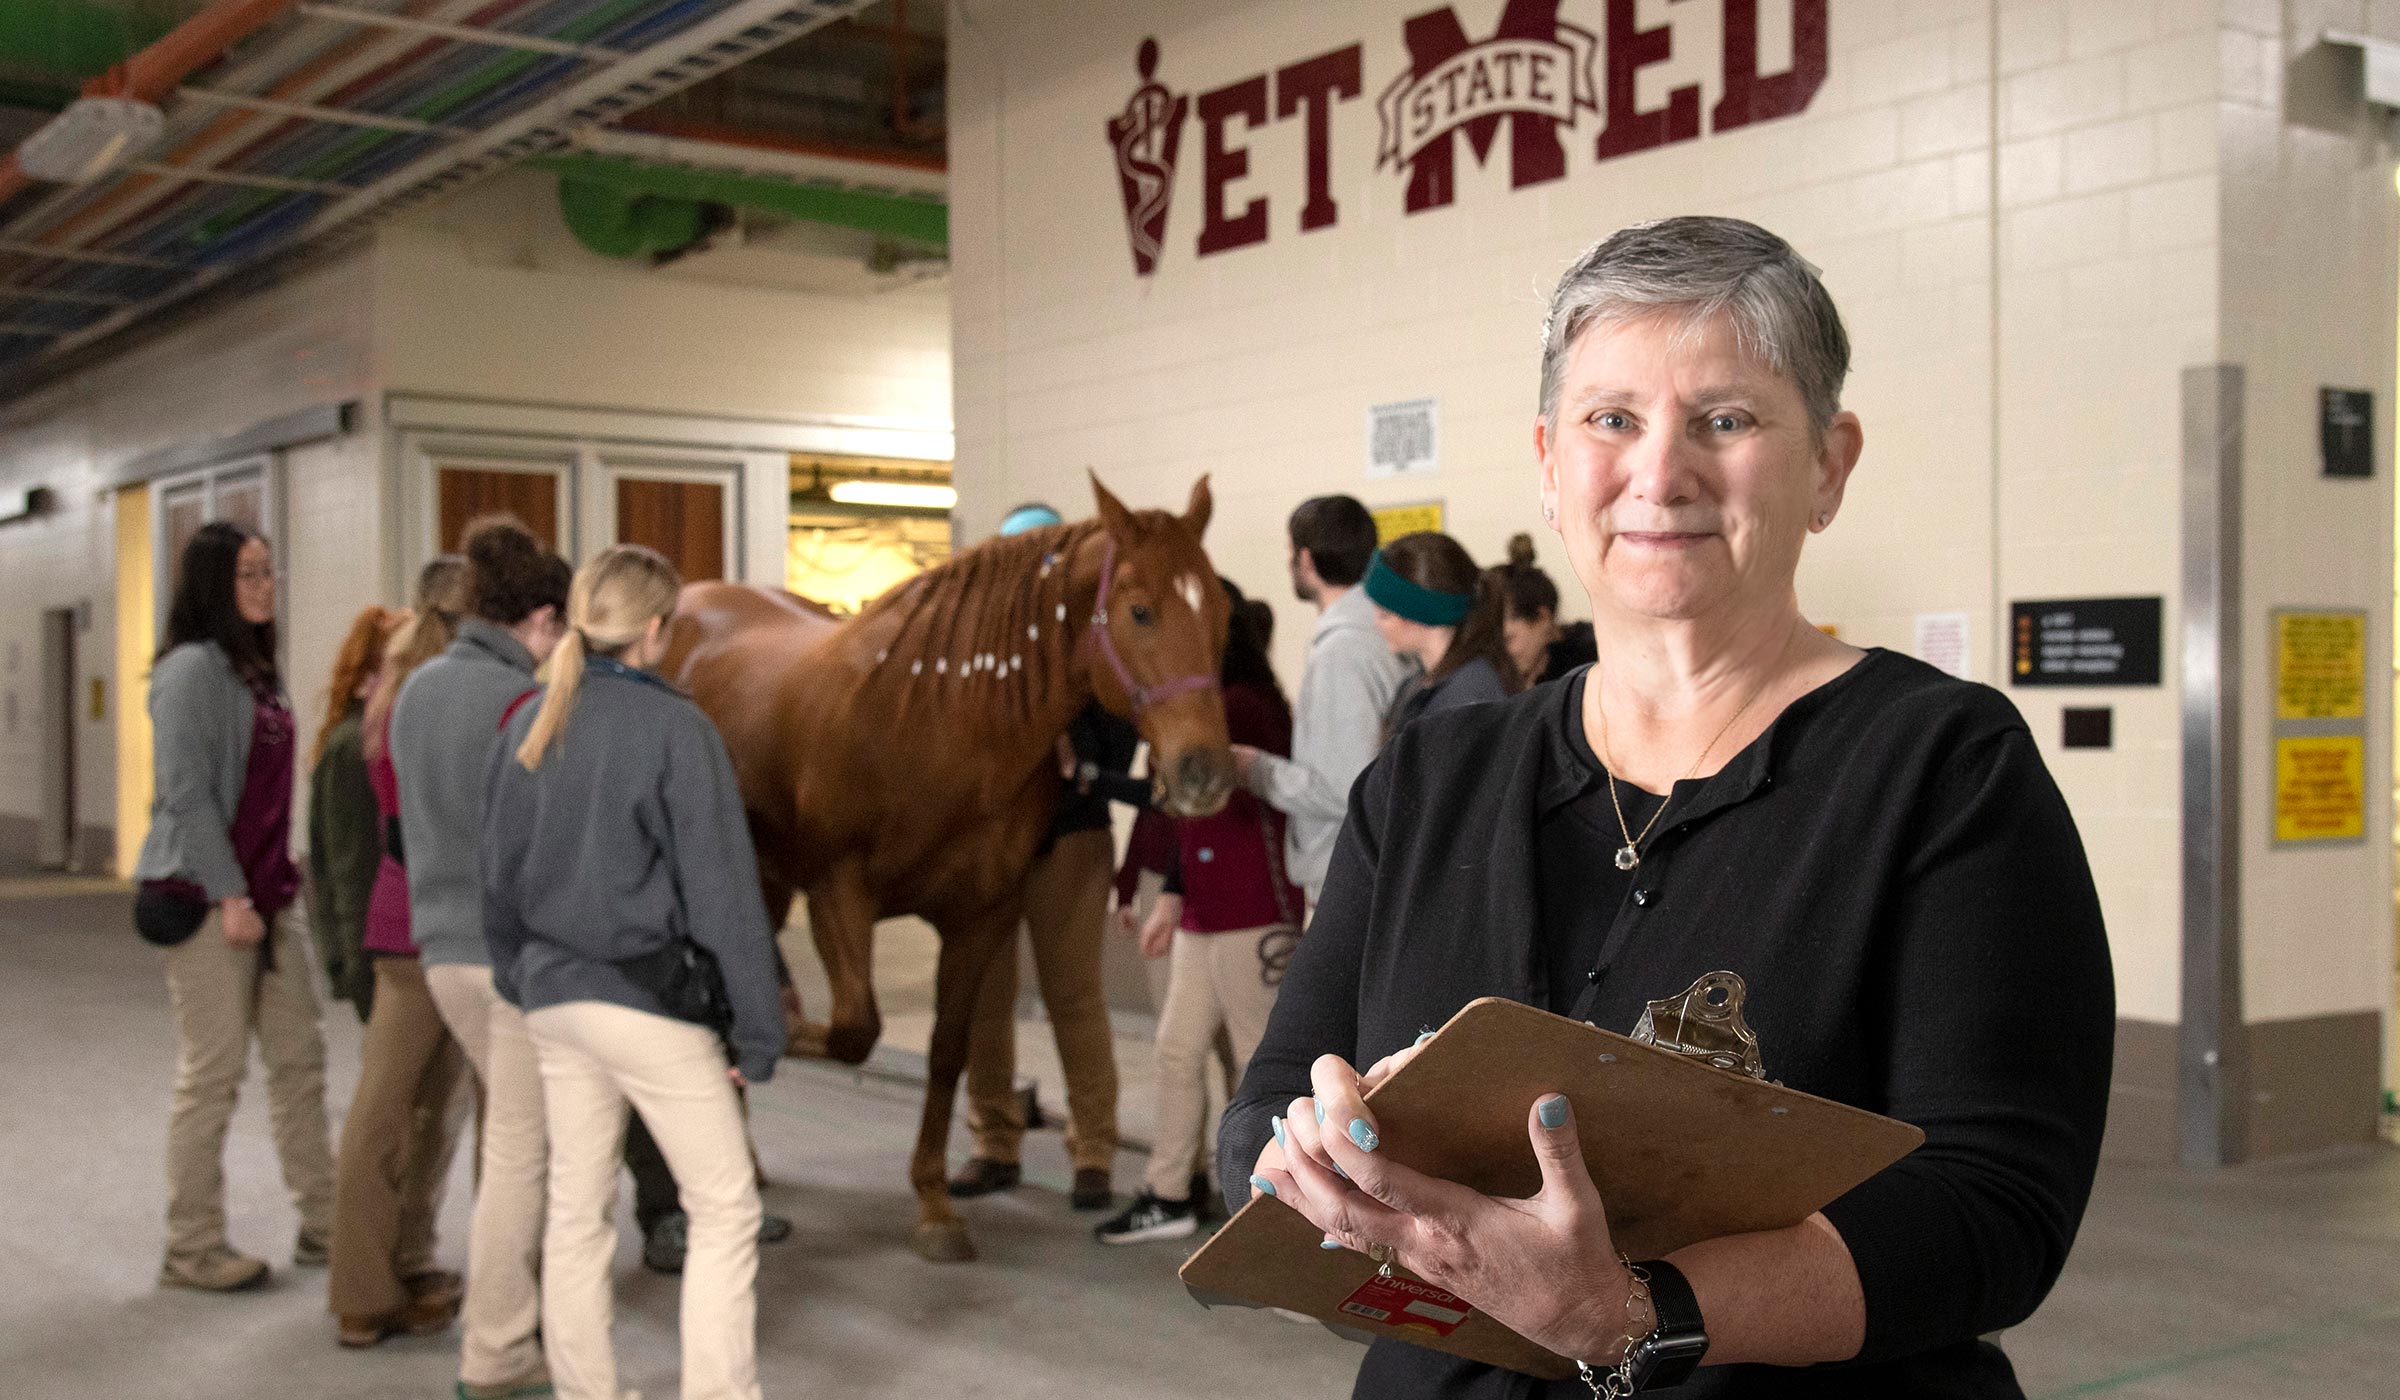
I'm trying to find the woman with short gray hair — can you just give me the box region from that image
[1224,217,2114,1397]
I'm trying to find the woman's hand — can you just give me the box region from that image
[220,897,266,949]
[1056,735,1079,782]
[728,1067,749,1088]
[1139,894,1182,959]
[1250,1065,1640,1365]
[1229,744,1263,786]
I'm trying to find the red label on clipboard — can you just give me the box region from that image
[1336,1274,1474,1337]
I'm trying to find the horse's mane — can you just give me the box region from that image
[856,519,1104,727]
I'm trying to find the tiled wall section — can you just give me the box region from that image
[0,254,378,852]
[949,0,2225,1025]
[2220,3,2399,1047]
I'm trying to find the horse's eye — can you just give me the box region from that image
[1128,604,1155,626]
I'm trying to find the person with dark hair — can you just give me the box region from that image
[395,517,570,1400]
[1368,531,1526,736]
[327,562,475,1349]
[1493,533,1596,686]
[134,520,337,1293]
[1229,496,1408,906]
[1098,578,1303,1245]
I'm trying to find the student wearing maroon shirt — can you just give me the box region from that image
[1097,579,1302,1245]
[133,521,336,1293]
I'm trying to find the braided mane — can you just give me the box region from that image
[854,519,1104,727]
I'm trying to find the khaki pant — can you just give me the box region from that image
[529,1001,762,1400]
[161,908,337,1263]
[963,828,1121,1170]
[329,957,472,1316]
[1145,927,1285,1200]
[426,963,547,1387]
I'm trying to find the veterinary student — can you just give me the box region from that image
[485,544,785,1400]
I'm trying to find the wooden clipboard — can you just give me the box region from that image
[1177,996,1924,1379]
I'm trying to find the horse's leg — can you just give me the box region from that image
[803,861,883,1066]
[757,870,824,1060]
[909,905,1021,1263]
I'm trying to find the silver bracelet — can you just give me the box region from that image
[1575,1257,1652,1399]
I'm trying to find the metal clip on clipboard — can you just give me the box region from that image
[1628,970,1767,1081]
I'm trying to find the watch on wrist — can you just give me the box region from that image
[1624,1259,1708,1390]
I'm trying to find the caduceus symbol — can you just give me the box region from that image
[1107,37,1188,278]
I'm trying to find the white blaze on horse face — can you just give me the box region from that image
[1178,573,1204,616]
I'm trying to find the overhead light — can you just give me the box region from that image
[18,97,165,184]
[829,480,955,510]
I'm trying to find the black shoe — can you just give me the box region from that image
[946,1156,1023,1199]
[642,1211,791,1274]
[1094,1190,1198,1245]
[1070,1168,1112,1211]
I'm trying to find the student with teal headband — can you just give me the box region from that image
[1362,531,1523,738]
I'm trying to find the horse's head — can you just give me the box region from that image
[1087,473,1234,818]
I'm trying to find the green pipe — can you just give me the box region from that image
[0,0,181,79]
[530,152,948,249]
[555,175,706,258]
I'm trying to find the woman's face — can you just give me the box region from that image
[1534,311,1861,626]
[1372,604,1433,662]
[1503,609,1557,682]
[233,538,276,626]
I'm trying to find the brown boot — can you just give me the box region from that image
[159,1245,269,1292]
[1070,1167,1113,1211]
[405,1268,465,1312]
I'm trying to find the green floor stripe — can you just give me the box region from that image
[2032,1302,2400,1397]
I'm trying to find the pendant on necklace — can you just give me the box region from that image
[1614,845,1640,872]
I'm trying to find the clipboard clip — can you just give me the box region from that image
[1629,971,1766,1080]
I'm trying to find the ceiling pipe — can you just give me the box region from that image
[531,150,945,248]
[0,0,305,206]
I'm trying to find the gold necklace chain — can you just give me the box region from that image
[1593,652,1783,872]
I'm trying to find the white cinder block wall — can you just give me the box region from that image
[948,0,2396,1157]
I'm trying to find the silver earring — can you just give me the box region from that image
[1542,505,1556,524]
[1815,512,1830,528]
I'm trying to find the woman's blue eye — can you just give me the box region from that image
[1595,412,1630,430]
[1710,415,1742,432]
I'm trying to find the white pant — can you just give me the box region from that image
[1145,927,1283,1200]
[425,963,548,1387]
[529,1001,763,1400]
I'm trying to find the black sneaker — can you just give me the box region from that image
[643,1210,794,1273]
[1094,1190,1198,1245]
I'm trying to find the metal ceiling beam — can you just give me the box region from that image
[175,86,454,134]
[129,161,353,196]
[0,285,132,306]
[0,238,182,268]
[296,3,629,60]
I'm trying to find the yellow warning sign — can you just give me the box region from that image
[2273,734,2365,843]
[2274,611,2366,721]
[1371,501,1444,543]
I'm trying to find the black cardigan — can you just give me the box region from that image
[1220,650,2114,1399]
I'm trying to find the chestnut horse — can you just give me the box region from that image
[664,475,1233,1261]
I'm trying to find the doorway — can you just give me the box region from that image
[36,608,75,871]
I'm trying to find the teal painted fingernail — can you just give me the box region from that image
[1348,1119,1380,1152]
[1314,1102,1326,1125]
[1250,1174,1277,1198]
[1273,1115,1288,1151]
[1320,1238,1343,1250]
[1415,1030,1435,1046]
[1538,1094,1570,1129]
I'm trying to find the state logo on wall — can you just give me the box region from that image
[1105,1,1829,279]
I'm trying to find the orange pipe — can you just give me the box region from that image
[0,0,302,205]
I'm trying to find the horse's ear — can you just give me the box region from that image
[1182,474,1213,538]
[1089,471,1138,540]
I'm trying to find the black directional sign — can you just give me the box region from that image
[2010,597,2163,687]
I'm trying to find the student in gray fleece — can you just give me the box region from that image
[390,516,569,1400]
[482,544,779,1400]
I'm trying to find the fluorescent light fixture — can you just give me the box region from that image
[19,97,165,184]
[828,480,955,510]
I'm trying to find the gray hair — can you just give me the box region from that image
[1537,216,1851,433]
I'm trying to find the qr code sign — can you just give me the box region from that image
[1368,398,1439,478]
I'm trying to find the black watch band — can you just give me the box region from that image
[1625,1259,1708,1391]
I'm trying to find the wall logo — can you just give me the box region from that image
[1108,38,1189,277]
[1105,1,1828,278]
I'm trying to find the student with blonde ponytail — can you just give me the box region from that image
[482,545,784,1400]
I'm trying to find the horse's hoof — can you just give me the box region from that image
[911,1222,977,1263]
[825,1022,880,1066]
[785,1020,831,1060]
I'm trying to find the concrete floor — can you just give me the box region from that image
[2,876,2395,1399]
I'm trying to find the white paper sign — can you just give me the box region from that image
[1367,398,1439,478]
[1915,611,1972,680]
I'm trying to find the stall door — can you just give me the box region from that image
[436,463,564,555]
[616,476,726,581]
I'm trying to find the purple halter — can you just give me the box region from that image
[1084,537,1220,713]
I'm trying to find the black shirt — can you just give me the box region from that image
[1536,669,1664,1012]
[1220,650,2113,1399]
